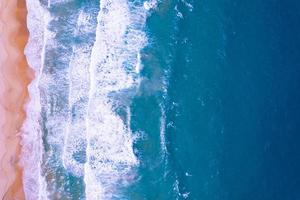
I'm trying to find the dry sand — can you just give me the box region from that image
[0,0,32,199]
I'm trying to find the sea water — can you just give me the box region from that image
[22,0,300,199]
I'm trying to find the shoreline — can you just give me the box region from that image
[0,0,32,199]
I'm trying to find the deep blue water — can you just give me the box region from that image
[150,0,300,199]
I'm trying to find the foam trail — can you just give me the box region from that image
[126,106,131,129]
[62,44,90,176]
[144,0,158,10]
[21,0,49,199]
[160,104,168,159]
[160,64,170,162]
[35,2,88,198]
[84,0,156,199]
[62,9,98,177]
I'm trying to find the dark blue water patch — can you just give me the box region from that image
[165,0,224,199]
[127,94,175,200]
[165,0,300,199]
[218,1,300,199]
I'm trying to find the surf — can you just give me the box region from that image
[22,0,157,199]
[84,0,156,198]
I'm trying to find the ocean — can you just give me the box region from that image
[21,0,300,199]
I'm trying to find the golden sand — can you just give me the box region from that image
[0,0,32,199]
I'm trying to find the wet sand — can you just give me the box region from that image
[0,0,32,199]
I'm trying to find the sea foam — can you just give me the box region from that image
[23,0,157,199]
[21,0,50,199]
[84,0,156,199]
[62,8,97,177]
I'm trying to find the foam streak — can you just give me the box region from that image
[84,0,155,199]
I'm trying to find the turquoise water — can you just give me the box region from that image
[23,0,300,199]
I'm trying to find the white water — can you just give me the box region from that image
[62,9,96,178]
[23,0,157,199]
[21,0,49,199]
[84,0,155,198]
[159,104,168,159]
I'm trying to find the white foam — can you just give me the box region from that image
[61,4,106,178]
[21,0,50,199]
[84,0,155,199]
[173,174,190,200]
[135,52,142,74]
[62,45,90,176]
[175,5,184,19]
[159,104,168,159]
[126,106,131,129]
[181,0,194,12]
[144,0,158,10]
[62,10,96,175]
[75,10,96,35]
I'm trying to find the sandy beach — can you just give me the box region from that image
[0,0,32,199]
